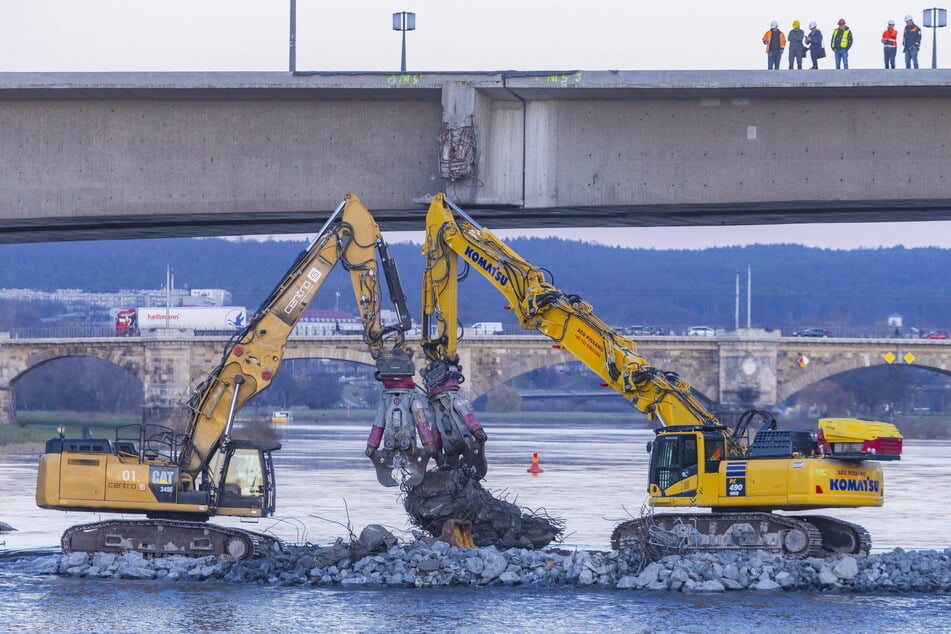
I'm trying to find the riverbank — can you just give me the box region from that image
[10,530,949,593]
[3,408,949,446]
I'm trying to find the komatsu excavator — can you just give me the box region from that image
[36,194,433,559]
[419,193,903,558]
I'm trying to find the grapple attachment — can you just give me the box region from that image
[428,389,487,479]
[366,386,434,487]
[421,361,488,479]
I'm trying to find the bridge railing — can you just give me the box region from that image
[7,325,115,339]
[0,325,936,341]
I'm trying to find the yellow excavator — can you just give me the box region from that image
[419,193,903,557]
[36,194,432,559]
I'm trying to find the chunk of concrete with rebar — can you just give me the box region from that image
[403,465,564,549]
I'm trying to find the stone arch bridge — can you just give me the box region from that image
[1,333,949,425]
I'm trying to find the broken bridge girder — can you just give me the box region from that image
[437,116,476,182]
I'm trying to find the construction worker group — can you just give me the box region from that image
[762,16,923,70]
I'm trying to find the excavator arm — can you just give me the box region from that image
[420,193,904,558]
[421,193,719,433]
[179,194,433,490]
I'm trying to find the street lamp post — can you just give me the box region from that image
[923,7,948,69]
[392,11,416,72]
[289,0,297,73]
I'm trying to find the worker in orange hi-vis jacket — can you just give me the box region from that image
[882,19,898,69]
[762,21,786,70]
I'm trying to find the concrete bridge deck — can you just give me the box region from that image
[2,70,951,242]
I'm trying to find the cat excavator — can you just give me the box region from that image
[419,193,903,557]
[36,194,434,559]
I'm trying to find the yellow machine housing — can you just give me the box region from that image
[646,427,888,511]
[36,429,277,519]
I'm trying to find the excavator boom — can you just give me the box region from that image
[179,194,422,479]
[36,194,430,559]
[420,193,903,557]
[422,193,717,430]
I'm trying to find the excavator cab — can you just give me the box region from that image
[648,430,700,494]
[647,427,728,497]
[210,440,280,516]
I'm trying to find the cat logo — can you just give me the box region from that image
[151,469,176,485]
[149,466,179,503]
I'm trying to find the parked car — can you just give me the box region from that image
[793,328,832,337]
[623,325,667,336]
[686,326,716,337]
[922,330,950,340]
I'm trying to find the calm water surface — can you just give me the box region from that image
[1,417,949,633]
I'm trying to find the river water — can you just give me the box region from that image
[1,417,949,633]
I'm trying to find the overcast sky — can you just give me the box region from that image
[2,1,950,250]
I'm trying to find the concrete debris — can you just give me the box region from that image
[402,464,565,549]
[12,537,950,593]
[351,524,398,561]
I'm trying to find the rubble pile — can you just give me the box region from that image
[15,527,951,592]
[402,465,564,549]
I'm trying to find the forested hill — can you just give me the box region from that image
[0,237,948,332]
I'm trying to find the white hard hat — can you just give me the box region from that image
[905,14,914,22]
[809,21,817,28]
[770,20,778,28]
[888,19,895,25]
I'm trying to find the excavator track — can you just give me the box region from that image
[801,515,872,555]
[611,512,827,559]
[62,519,283,561]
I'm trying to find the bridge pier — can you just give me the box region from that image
[142,404,180,426]
[141,377,189,428]
[0,387,16,426]
[717,331,780,411]
[139,341,202,429]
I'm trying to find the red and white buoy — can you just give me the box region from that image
[527,452,544,475]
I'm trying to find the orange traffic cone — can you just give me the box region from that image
[527,452,544,474]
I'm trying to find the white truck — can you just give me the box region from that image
[115,307,247,336]
[466,322,504,335]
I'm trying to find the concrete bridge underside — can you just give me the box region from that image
[2,335,951,426]
[3,71,951,242]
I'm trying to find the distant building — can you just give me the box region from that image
[289,308,409,336]
[0,287,233,310]
[189,289,232,306]
[292,309,362,336]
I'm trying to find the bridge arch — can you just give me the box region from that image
[282,340,377,369]
[776,346,951,404]
[1,347,146,426]
[0,343,145,388]
[457,339,575,400]
[777,353,883,404]
[779,360,951,405]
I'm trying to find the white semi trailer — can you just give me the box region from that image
[115,307,247,335]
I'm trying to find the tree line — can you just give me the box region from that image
[0,236,947,333]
